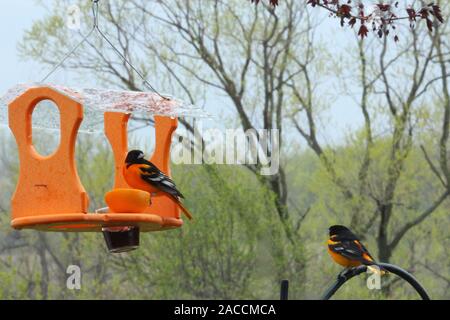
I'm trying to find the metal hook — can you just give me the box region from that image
[92,1,99,28]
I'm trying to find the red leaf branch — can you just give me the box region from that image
[251,0,444,41]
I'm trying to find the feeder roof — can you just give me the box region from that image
[0,83,208,132]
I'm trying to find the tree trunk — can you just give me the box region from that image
[37,234,49,300]
[377,204,393,264]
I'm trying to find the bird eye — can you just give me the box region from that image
[138,153,144,159]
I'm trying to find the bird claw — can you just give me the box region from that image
[338,267,357,280]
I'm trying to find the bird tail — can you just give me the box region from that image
[171,195,193,220]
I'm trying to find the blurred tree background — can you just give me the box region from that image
[0,0,449,299]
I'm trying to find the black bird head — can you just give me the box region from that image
[329,225,352,237]
[125,150,146,167]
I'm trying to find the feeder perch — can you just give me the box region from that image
[1,84,205,233]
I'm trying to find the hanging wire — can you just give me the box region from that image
[41,0,168,100]
[40,30,95,83]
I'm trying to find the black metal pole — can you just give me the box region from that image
[321,263,430,300]
[280,280,289,300]
[321,266,366,300]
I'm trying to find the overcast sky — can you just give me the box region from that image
[0,1,46,93]
[0,1,363,144]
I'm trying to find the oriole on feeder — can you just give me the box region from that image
[327,225,385,275]
[123,150,193,220]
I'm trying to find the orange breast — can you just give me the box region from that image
[327,240,361,268]
[123,164,159,194]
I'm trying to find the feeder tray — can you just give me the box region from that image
[1,85,204,232]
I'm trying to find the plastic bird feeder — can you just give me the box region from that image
[1,84,204,234]
[0,1,205,252]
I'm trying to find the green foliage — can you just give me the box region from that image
[0,125,448,299]
[109,165,282,299]
[1,0,448,301]
[0,130,301,299]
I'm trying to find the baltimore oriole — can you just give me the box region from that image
[123,150,193,220]
[327,225,385,275]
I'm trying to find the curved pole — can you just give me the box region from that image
[321,263,430,300]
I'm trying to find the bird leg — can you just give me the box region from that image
[338,267,357,280]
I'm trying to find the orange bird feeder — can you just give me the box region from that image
[2,84,204,234]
